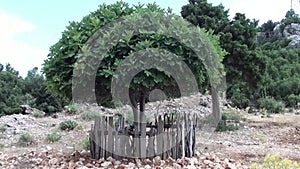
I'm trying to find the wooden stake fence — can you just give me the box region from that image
[90,113,199,160]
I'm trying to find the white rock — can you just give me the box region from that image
[144,164,152,169]
[101,161,111,167]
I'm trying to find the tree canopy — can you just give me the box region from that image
[43,1,226,111]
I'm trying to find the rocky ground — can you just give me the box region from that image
[0,94,299,168]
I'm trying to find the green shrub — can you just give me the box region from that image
[215,113,240,132]
[32,111,45,118]
[251,153,300,169]
[216,122,239,132]
[19,133,33,144]
[46,132,61,142]
[258,97,285,114]
[80,111,99,121]
[59,120,78,130]
[227,82,251,108]
[65,103,81,114]
[0,143,3,149]
[287,94,300,108]
[221,112,243,121]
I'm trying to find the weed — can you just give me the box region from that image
[0,125,7,132]
[251,153,300,169]
[59,120,78,130]
[46,132,61,142]
[221,112,243,121]
[216,122,239,132]
[80,137,90,150]
[19,133,33,145]
[65,103,81,114]
[80,111,99,121]
[251,131,267,143]
[215,112,241,132]
[77,123,85,130]
[0,134,5,139]
[32,111,45,118]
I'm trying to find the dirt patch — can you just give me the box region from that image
[199,112,300,165]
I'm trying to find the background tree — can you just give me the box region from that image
[24,67,65,113]
[0,64,65,116]
[182,0,264,108]
[0,64,25,115]
[181,0,230,34]
[259,20,277,32]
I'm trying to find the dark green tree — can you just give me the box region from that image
[0,64,25,115]
[181,0,230,34]
[259,20,277,32]
[0,64,66,116]
[24,67,65,113]
[222,13,262,88]
[285,9,298,18]
[281,9,300,28]
[182,0,264,108]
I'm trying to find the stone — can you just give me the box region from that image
[49,158,59,165]
[20,105,33,114]
[116,164,128,169]
[153,156,161,166]
[128,162,136,168]
[173,163,182,169]
[135,159,142,167]
[273,24,282,37]
[100,161,111,167]
[144,164,152,169]
[287,35,300,48]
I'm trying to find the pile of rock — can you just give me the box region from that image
[20,105,45,116]
[0,114,48,147]
[0,149,249,169]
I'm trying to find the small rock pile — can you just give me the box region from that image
[0,114,49,147]
[0,149,249,169]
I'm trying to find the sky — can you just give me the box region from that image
[0,0,299,77]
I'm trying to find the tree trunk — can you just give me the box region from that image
[139,91,146,158]
[212,87,221,125]
[129,89,147,158]
[129,92,139,158]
